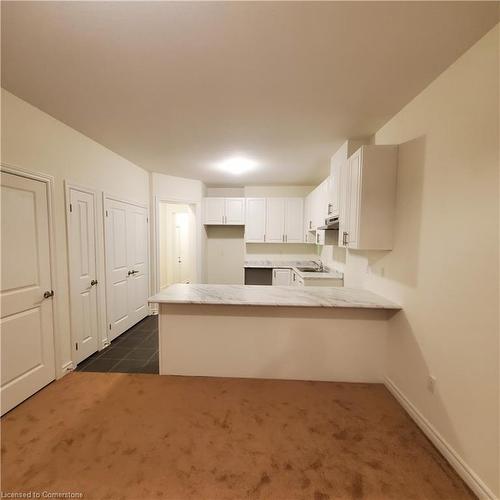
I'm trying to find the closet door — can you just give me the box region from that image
[1,171,55,415]
[127,205,149,325]
[67,187,99,364]
[105,199,131,340]
[105,198,149,341]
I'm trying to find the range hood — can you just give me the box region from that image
[318,215,339,230]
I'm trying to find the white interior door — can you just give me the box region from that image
[67,187,99,364]
[105,199,131,340]
[1,171,55,415]
[105,198,149,340]
[127,204,149,325]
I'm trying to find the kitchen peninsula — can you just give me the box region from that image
[149,284,401,383]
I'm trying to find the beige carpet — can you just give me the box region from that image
[1,373,474,500]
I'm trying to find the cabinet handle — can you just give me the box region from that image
[263,234,266,242]
[342,232,348,246]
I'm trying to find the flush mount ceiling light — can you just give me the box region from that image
[216,156,259,175]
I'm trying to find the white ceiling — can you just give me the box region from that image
[2,1,498,186]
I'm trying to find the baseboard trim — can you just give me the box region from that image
[384,377,497,500]
[60,361,75,377]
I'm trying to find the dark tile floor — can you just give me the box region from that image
[76,315,159,374]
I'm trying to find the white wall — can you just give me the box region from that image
[322,25,499,497]
[1,89,150,376]
[206,226,245,284]
[244,185,313,197]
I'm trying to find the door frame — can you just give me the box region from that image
[64,181,108,361]
[102,193,150,337]
[152,195,202,297]
[0,162,61,376]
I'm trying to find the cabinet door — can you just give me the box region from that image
[266,198,285,243]
[245,198,266,242]
[224,198,245,225]
[284,198,304,243]
[338,159,350,247]
[204,198,225,224]
[272,268,291,286]
[346,151,362,248]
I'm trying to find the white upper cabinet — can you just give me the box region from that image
[204,197,245,225]
[245,198,266,242]
[246,197,304,244]
[266,198,286,243]
[284,198,304,243]
[305,179,329,232]
[338,145,398,250]
[225,198,245,224]
[204,198,225,224]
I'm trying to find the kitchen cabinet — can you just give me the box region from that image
[291,269,304,286]
[265,198,304,243]
[305,179,329,233]
[245,198,266,242]
[338,145,398,250]
[204,197,245,225]
[272,268,291,286]
[266,198,286,242]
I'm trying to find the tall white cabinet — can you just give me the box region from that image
[245,198,266,242]
[105,197,149,341]
[338,145,398,250]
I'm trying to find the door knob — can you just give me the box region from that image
[90,279,98,286]
[43,290,54,299]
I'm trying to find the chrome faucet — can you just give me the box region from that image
[315,261,325,272]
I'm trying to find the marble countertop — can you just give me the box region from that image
[149,284,401,310]
[244,260,344,280]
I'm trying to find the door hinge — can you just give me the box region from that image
[75,342,78,351]
[69,203,73,213]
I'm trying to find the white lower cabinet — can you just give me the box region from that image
[291,270,304,286]
[272,268,292,286]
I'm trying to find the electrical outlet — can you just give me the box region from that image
[427,375,437,393]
